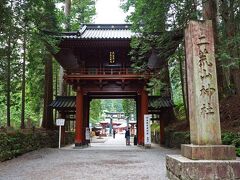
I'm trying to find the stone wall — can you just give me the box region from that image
[166,155,240,180]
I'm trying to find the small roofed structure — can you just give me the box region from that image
[148,96,174,145]
[49,96,76,111]
[49,96,76,124]
[148,96,173,114]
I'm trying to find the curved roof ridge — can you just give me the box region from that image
[79,23,131,31]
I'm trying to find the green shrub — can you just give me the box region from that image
[232,137,240,147]
[216,132,240,157]
[0,131,58,162]
[151,123,160,133]
[165,131,240,157]
[164,130,190,148]
[222,132,237,145]
[236,148,240,157]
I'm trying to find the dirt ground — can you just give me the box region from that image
[0,134,180,180]
[170,95,240,132]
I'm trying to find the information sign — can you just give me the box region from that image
[144,114,151,146]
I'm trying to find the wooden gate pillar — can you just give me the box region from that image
[86,98,90,144]
[75,87,84,146]
[137,95,140,144]
[139,88,148,145]
[83,95,90,145]
[159,112,165,145]
[60,111,66,145]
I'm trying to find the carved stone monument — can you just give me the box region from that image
[166,20,240,180]
[186,20,221,146]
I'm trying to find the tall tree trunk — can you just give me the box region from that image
[59,0,72,96]
[203,0,218,43]
[59,67,67,96]
[220,0,239,95]
[178,48,188,123]
[162,61,176,123]
[227,1,239,95]
[231,69,240,95]
[6,35,11,127]
[42,53,53,129]
[64,0,71,31]
[41,1,58,129]
[202,0,225,98]
[21,31,26,129]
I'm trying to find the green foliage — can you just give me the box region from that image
[90,99,137,125]
[70,0,96,30]
[121,0,202,122]
[222,132,237,145]
[0,0,60,127]
[0,130,75,161]
[57,0,96,31]
[236,148,240,157]
[221,132,240,157]
[122,99,136,119]
[173,131,190,144]
[164,131,240,157]
[129,36,150,72]
[232,137,240,148]
[151,122,160,133]
[164,130,190,148]
[0,0,96,128]
[0,131,58,161]
[90,99,102,125]
[101,99,124,113]
[169,51,182,104]
[215,0,240,95]
[168,47,186,120]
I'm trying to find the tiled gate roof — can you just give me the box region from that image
[60,24,133,40]
[50,96,173,112]
[49,96,76,110]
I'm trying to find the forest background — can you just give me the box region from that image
[0,0,240,129]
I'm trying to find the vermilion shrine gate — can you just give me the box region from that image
[48,21,240,179]
[52,24,172,147]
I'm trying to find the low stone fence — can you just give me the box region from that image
[0,129,75,162]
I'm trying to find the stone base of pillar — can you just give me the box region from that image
[166,155,240,180]
[144,144,151,148]
[181,144,236,160]
[74,142,89,148]
[75,142,84,147]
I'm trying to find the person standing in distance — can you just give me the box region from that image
[125,128,130,145]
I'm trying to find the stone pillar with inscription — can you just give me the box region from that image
[182,20,235,160]
[166,20,240,180]
[186,20,221,145]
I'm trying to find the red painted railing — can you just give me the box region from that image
[69,68,142,75]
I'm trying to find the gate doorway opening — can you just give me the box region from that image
[89,99,137,146]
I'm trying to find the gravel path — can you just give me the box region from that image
[0,134,180,180]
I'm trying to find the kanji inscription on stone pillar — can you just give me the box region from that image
[185,20,221,145]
